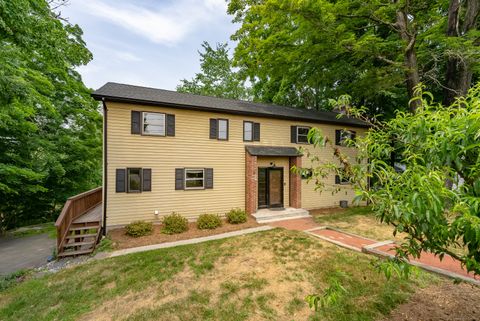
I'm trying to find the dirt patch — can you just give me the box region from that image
[109,216,261,250]
[381,281,480,321]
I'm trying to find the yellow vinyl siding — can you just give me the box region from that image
[106,101,366,226]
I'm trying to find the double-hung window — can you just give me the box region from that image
[296,126,310,144]
[143,112,165,136]
[218,119,228,140]
[335,129,356,146]
[185,169,205,189]
[244,121,253,141]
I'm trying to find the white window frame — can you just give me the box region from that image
[142,112,166,136]
[217,119,228,140]
[296,126,310,144]
[185,168,205,190]
[338,130,354,146]
[243,121,253,141]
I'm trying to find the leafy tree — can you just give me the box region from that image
[298,83,480,275]
[227,0,479,115]
[177,41,251,100]
[0,0,102,230]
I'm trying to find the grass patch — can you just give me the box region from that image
[0,229,438,321]
[313,207,403,241]
[7,223,56,239]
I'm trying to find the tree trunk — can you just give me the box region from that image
[443,0,480,106]
[395,9,421,112]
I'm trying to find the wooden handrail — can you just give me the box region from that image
[55,187,102,252]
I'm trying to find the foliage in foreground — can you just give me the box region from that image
[0,0,102,231]
[301,84,480,275]
[196,214,222,230]
[162,213,189,234]
[125,221,153,238]
[226,208,248,224]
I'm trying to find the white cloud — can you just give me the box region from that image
[114,51,142,62]
[79,0,228,46]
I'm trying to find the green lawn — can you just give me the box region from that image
[313,207,404,242]
[6,222,57,239]
[0,229,436,321]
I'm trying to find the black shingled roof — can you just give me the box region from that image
[245,146,302,157]
[92,82,368,128]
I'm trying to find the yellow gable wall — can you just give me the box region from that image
[105,101,366,227]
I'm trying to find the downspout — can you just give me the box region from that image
[102,99,108,235]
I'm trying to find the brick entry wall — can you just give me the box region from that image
[245,152,302,215]
[289,156,302,208]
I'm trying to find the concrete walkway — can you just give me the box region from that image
[269,217,480,286]
[0,234,55,276]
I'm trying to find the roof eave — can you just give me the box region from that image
[91,94,370,128]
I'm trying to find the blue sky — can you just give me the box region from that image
[61,0,237,91]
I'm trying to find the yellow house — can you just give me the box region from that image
[92,82,368,229]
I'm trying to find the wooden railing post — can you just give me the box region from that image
[55,187,102,254]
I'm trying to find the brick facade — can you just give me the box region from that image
[289,156,302,208]
[245,151,302,215]
[245,152,258,215]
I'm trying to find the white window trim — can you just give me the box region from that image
[244,121,253,141]
[184,168,205,190]
[217,119,228,140]
[296,126,310,144]
[142,111,166,136]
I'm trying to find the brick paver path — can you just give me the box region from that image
[268,217,480,285]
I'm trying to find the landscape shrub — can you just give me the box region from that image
[125,221,153,237]
[162,213,188,234]
[197,214,222,230]
[226,208,247,224]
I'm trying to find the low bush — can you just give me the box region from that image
[197,214,222,230]
[226,208,247,224]
[162,213,188,234]
[125,221,153,237]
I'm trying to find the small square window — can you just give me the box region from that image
[185,169,204,189]
[128,168,142,192]
[297,126,310,144]
[218,119,228,140]
[244,121,253,141]
[143,112,165,136]
[337,129,356,146]
[301,169,313,180]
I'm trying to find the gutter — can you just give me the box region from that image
[91,95,370,129]
[102,99,108,235]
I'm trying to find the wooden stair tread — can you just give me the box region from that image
[65,233,97,239]
[58,249,94,257]
[69,225,100,231]
[64,240,96,247]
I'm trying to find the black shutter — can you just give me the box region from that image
[205,168,213,189]
[253,122,260,141]
[291,126,297,143]
[335,130,341,145]
[335,175,340,184]
[142,168,152,191]
[175,168,185,190]
[166,114,175,136]
[116,169,126,192]
[209,119,218,139]
[131,111,141,134]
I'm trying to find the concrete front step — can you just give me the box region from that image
[253,207,311,223]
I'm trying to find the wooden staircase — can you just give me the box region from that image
[55,187,102,258]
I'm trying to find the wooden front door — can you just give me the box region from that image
[258,167,284,209]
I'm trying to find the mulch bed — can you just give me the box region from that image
[108,216,261,250]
